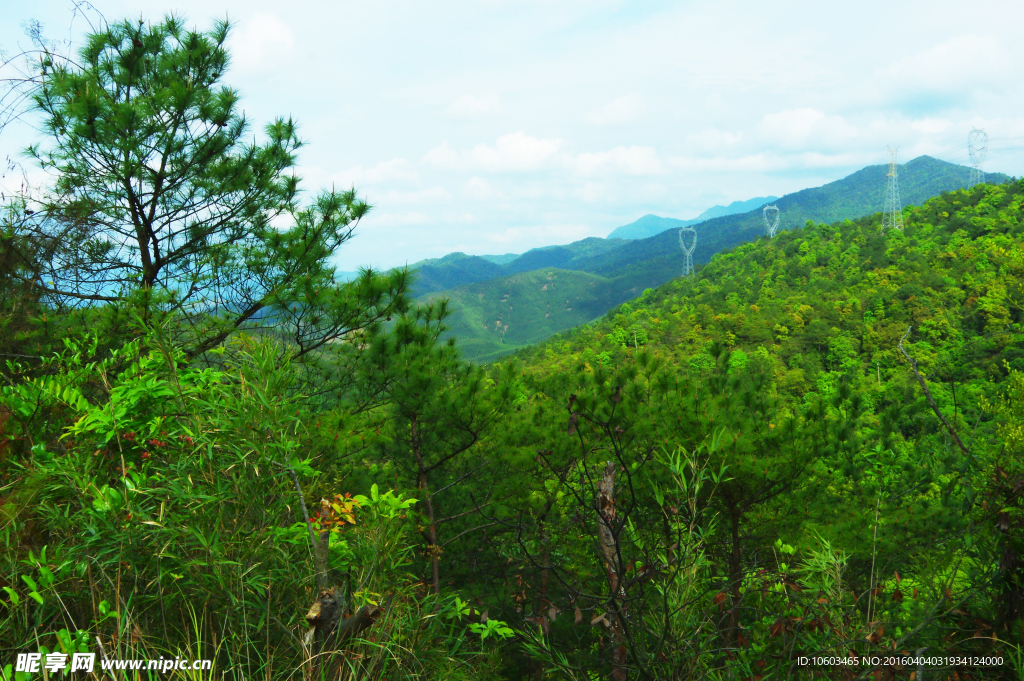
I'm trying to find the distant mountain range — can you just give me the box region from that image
[407,238,631,297]
[411,156,1008,362]
[606,196,779,240]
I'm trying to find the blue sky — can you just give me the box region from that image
[2,0,1023,272]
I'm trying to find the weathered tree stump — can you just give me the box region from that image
[303,589,383,676]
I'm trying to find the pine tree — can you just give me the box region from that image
[7,15,408,367]
[359,303,515,592]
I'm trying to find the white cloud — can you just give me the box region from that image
[330,158,418,187]
[447,94,503,118]
[360,211,432,228]
[577,181,611,203]
[686,128,745,154]
[668,150,877,174]
[755,109,860,151]
[422,132,564,172]
[575,145,664,176]
[483,222,592,246]
[586,95,645,126]
[466,177,502,199]
[378,187,452,205]
[910,118,954,135]
[15,0,1024,274]
[880,34,1009,96]
[226,14,295,72]
[422,134,664,177]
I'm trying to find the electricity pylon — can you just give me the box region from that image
[763,204,780,238]
[968,128,988,188]
[882,146,904,233]
[679,227,696,277]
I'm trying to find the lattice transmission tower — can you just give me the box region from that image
[882,146,904,233]
[763,204,780,238]
[968,128,988,188]
[679,227,696,277]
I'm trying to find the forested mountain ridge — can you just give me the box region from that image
[568,155,1010,285]
[515,179,1024,389]
[410,156,999,303]
[426,156,1011,362]
[409,237,632,297]
[405,251,507,294]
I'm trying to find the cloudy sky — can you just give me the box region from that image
[2,0,1023,271]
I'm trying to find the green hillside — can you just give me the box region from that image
[514,179,1024,383]
[476,178,1024,679]
[420,268,631,363]
[501,236,631,275]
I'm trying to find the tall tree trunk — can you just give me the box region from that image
[728,500,743,647]
[412,415,440,593]
[596,461,629,681]
[533,522,552,681]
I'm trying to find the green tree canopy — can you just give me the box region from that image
[5,15,407,363]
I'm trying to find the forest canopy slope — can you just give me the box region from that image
[434,157,1010,361]
[515,180,1024,409]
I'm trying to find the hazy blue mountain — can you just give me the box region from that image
[606,214,691,240]
[479,253,520,265]
[695,195,780,221]
[606,196,779,240]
